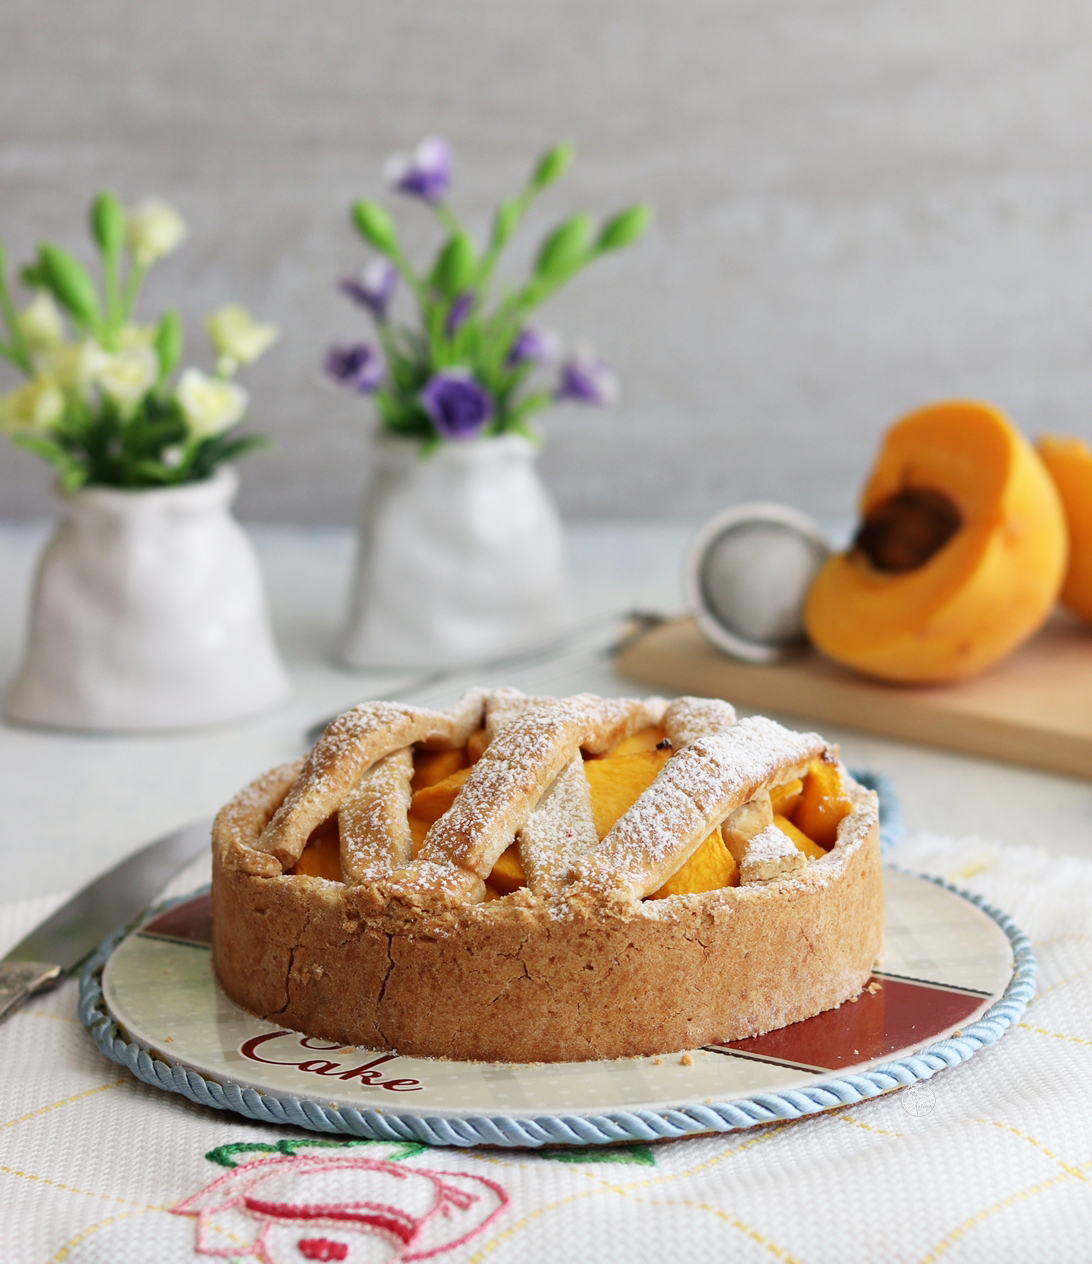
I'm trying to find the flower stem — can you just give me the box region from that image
[385,246,426,307]
[435,203,463,239]
[0,261,33,375]
[121,260,146,320]
[475,186,534,294]
[513,248,595,316]
[101,245,122,346]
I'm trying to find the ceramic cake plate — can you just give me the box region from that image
[79,868,1034,1149]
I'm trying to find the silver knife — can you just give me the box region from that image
[0,817,212,1024]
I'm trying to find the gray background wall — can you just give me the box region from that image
[1,0,1091,526]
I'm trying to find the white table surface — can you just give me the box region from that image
[1,519,1090,903]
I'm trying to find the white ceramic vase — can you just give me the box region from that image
[339,435,569,668]
[5,467,290,732]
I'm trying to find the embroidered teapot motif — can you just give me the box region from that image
[171,1140,508,1263]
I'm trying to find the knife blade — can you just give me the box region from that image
[0,817,212,1024]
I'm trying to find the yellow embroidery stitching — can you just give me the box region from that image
[465,1190,599,1264]
[917,1173,1072,1263]
[1018,1022,1092,1047]
[838,1113,905,1138]
[49,1210,153,1264]
[1,1079,127,1132]
[976,1120,1090,1182]
[0,1163,165,1211]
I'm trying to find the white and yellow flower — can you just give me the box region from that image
[126,199,187,267]
[17,292,65,354]
[176,366,248,439]
[39,340,96,395]
[204,305,278,373]
[0,377,65,432]
[86,343,159,408]
[117,322,157,350]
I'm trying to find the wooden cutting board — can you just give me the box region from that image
[615,616,1092,779]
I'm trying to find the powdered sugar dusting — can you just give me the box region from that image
[740,823,807,884]
[249,689,830,906]
[339,746,414,883]
[519,753,599,898]
[578,715,824,896]
[744,824,798,864]
[664,696,737,748]
[257,691,486,866]
[412,695,597,883]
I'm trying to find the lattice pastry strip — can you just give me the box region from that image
[390,693,667,903]
[573,716,825,899]
[255,691,486,870]
[247,689,830,909]
[662,696,737,749]
[216,759,306,877]
[517,753,599,899]
[512,695,736,899]
[338,746,415,884]
[482,688,553,739]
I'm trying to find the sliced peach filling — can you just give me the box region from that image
[289,725,853,892]
[291,814,342,881]
[794,755,852,848]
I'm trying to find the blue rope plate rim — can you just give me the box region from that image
[77,771,1035,1149]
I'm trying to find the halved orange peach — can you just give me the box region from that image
[805,400,1068,681]
[1037,435,1092,624]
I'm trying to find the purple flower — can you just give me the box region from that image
[339,258,397,322]
[325,342,383,393]
[556,347,619,406]
[383,137,453,205]
[420,369,494,440]
[444,292,474,339]
[507,325,561,367]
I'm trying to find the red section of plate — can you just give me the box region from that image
[708,974,989,1072]
[140,893,212,946]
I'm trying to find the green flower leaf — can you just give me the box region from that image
[154,309,183,381]
[596,204,653,252]
[10,432,84,484]
[431,232,476,298]
[91,192,127,255]
[534,214,592,278]
[542,1143,656,1166]
[352,200,399,256]
[205,1138,427,1169]
[490,198,521,254]
[19,261,47,289]
[38,244,101,329]
[531,142,573,190]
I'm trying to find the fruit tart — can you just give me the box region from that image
[211,689,883,1062]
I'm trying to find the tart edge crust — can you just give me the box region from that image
[211,763,883,1063]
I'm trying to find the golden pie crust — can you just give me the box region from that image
[211,690,883,1063]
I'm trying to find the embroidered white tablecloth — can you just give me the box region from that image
[2,832,1090,1264]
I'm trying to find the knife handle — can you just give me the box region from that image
[0,961,64,1024]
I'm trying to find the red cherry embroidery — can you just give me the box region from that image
[297,1239,348,1261]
